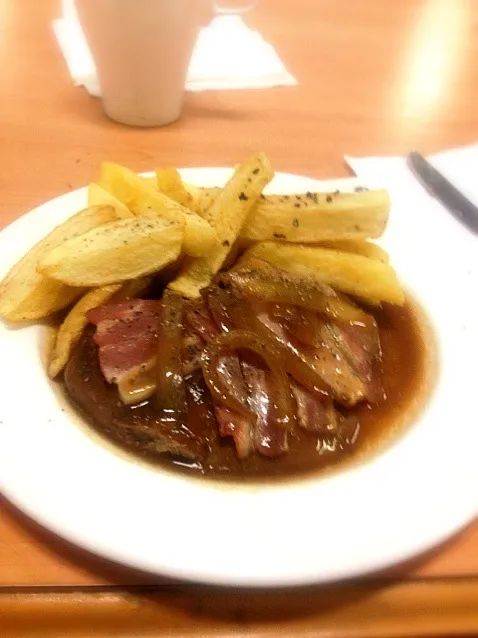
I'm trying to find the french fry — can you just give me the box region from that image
[242,242,404,306]
[240,189,389,243]
[156,167,195,209]
[317,239,389,263]
[113,275,155,300]
[193,186,221,218]
[48,284,122,378]
[88,182,133,219]
[169,153,274,298]
[141,175,158,189]
[0,205,118,321]
[43,324,59,372]
[39,214,183,287]
[99,162,216,257]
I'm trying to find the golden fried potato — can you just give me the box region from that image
[179,185,221,218]
[317,239,389,263]
[43,323,58,372]
[240,189,389,243]
[141,175,158,189]
[88,182,133,219]
[243,242,404,306]
[169,153,274,298]
[156,167,195,209]
[99,162,216,257]
[114,275,155,300]
[0,205,117,322]
[48,284,122,378]
[39,214,183,287]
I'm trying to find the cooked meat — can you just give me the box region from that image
[290,381,338,434]
[60,267,424,479]
[87,299,160,384]
[64,328,212,460]
[182,330,204,376]
[212,354,255,459]
[324,320,385,403]
[184,300,220,343]
[87,299,160,326]
[256,304,367,406]
[70,256,392,469]
[184,299,256,458]
[242,361,289,457]
[214,405,254,459]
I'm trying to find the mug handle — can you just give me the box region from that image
[213,1,258,15]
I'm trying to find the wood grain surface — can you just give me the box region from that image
[2,579,478,638]
[0,0,477,634]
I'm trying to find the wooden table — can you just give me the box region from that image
[1,0,478,635]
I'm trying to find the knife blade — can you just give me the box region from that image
[407,150,478,234]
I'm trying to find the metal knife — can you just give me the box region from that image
[407,150,478,234]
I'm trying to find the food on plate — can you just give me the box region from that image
[0,205,117,321]
[240,189,389,243]
[48,284,123,379]
[242,242,404,306]
[168,153,274,299]
[88,182,132,219]
[313,239,389,263]
[155,167,196,210]
[64,266,427,477]
[0,153,430,480]
[48,275,155,380]
[97,162,217,257]
[38,213,183,287]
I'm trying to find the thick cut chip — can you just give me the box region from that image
[48,284,122,378]
[317,239,389,263]
[88,182,133,219]
[0,205,117,321]
[243,242,404,306]
[141,175,158,189]
[240,189,389,243]
[188,186,221,218]
[168,153,274,298]
[113,275,155,300]
[98,162,216,257]
[39,214,183,287]
[43,324,59,372]
[155,167,195,209]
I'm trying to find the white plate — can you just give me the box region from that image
[0,169,477,587]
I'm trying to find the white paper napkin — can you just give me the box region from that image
[53,0,297,96]
[345,145,478,264]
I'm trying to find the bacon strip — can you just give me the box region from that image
[256,304,367,406]
[87,299,159,326]
[324,320,385,403]
[242,361,289,457]
[87,299,160,384]
[290,381,338,434]
[185,300,254,458]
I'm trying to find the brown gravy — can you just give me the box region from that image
[63,296,433,482]
[153,299,433,481]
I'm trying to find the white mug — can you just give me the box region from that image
[75,0,257,127]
